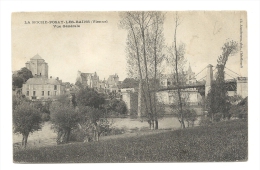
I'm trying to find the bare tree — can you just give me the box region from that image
[120,12,165,129]
[167,12,186,128]
[146,12,166,129]
[120,12,149,119]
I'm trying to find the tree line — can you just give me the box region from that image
[13,85,127,148]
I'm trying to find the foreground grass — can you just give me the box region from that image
[13,119,247,163]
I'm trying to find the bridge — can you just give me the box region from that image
[157,64,248,98]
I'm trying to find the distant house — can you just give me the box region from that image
[22,77,64,100]
[160,64,196,87]
[22,54,65,100]
[76,71,100,89]
[76,71,122,93]
[106,74,120,92]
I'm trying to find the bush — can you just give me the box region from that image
[214,112,223,122]
[229,97,248,119]
[108,99,127,115]
[199,116,212,126]
[41,113,50,122]
[106,127,126,136]
[70,128,88,142]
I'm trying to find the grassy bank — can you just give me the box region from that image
[13,119,247,163]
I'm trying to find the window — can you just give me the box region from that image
[33,91,36,96]
[27,91,29,96]
[54,85,57,90]
[42,91,44,96]
[48,91,50,96]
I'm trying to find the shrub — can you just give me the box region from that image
[108,99,127,115]
[70,128,88,142]
[41,113,50,122]
[199,116,212,126]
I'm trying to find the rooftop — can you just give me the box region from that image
[31,54,44,60]
[26,77,60,85]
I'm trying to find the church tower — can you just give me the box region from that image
[25,54,48,78]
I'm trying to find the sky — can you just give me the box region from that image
[12,11,248,83]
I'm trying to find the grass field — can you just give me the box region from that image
[13,119,247,163]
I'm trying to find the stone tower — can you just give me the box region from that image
[205,64,213,96]
[25,54,48,78]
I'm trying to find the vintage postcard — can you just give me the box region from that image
[12,11,248,163]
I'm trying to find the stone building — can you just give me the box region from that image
[76,71,100,89]
[22,54,64,100]
[106,74,121,93]
[76,72,121,93]
[22,77,64,100]
[160,63,197,87]
[25,54,48,78]
[121,88,138,115]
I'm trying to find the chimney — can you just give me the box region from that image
[50,76,52,79]
[56,77,59,80]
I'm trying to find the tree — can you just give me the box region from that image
[108,98,127,115]
[77,106,106,142]
[17,67,33,82]
[75,80,84,89]
[183,108,197,127]
[50,101,80,144]
[13,101,42,148]
[167,12,186,128]
[33,100,52,121]
[206,40,238,121]
[121,78,139,89]
[228,96,248,119]
[120,12,149,120]
[75,87,105,108]
[170,90,189,128]
[13,67,33,88]
[120,12,165,129]
[12,76,24,89]
[147,12,166,129]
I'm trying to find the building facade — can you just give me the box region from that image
[22,54,64,100]
[22,77,64,100]
[160,64,197,87]
[76,71,121,93]
[25,54,48,78]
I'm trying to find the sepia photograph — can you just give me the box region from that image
[11,11,248,163]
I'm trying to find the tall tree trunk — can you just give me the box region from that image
[22,135,25,147]
[129,21,149,116]
[24,134,28,148]
[66,128,71,143]
[174,14,185,129]
[155,120,158,130]
[138,80,142,117]
[140,16,154,123]
[153,14,159,130]
[22,133,29,148]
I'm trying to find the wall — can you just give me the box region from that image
[236,77,248,98]
[22,84,62,100]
